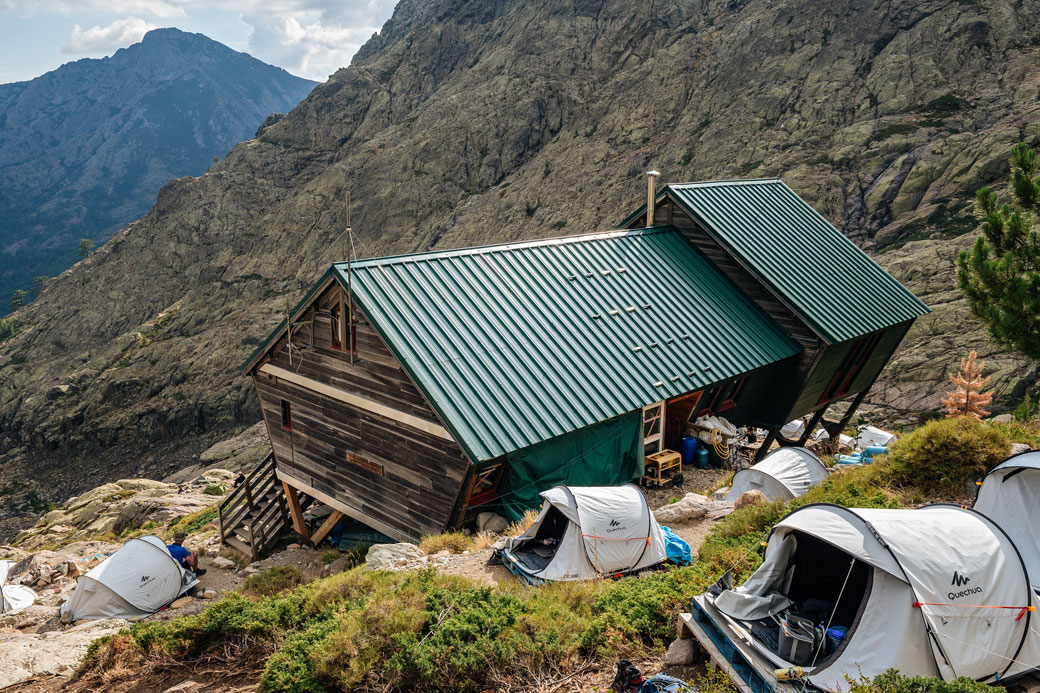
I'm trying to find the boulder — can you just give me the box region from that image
[734,490,768,510]
[202,590,218,599]
[169,596,193,609]
[476,512,509,533]
[329,557,353,574]
[366,543,425,571]
[654,493,735,524]
[209,556,235,570]
[1010,443,1033,456]
[991,414,1014,424]
[663,638,696,666]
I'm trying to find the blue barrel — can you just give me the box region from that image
[679,436,699,467]
[696,447,710,469]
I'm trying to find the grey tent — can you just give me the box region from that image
[975,449,1040,591]
[61,535,199,620]
[724,447,828,502]
[711,504,1040,690]
[500,485,667,584]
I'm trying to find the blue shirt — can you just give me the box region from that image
[168,543,190,568]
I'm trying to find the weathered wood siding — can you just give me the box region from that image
[251,281,471,541]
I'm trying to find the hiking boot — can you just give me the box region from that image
[194,568,207,576]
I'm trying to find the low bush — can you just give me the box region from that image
[167,506,219,536]
[882,417,1010,498]
[846,669,991,693]
[243,566,304,598]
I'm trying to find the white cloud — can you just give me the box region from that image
[242,10,385,81]
[10,0,400,80]
[61,16,158,54]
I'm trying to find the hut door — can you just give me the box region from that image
[643,402,665,455]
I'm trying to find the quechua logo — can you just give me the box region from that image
[951,572,971,587]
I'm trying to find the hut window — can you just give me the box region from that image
[819,333,882,405]
[280,400,292,431]
[717,377,746,412]
[330,305,342,350]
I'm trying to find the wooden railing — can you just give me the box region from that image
[217,453,290,560]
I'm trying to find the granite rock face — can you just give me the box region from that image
[2,0,1040,509]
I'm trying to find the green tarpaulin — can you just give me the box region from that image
[496,412,645,521]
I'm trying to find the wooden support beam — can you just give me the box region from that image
[754,429,778,463]
[283,481,311,541]
[797,405,829,446]
[824,388,871,438]
[310,510,345,547]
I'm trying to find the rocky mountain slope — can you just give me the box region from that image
[0,28,316,308]
[2,0,1039,509]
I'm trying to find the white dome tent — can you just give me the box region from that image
[724,447,828,502]
[975,449,1040,591]
[500,485,667,584]
[711,504,1040,690]
[61,535,199,621]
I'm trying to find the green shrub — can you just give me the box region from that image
[243,566,304,598]
[1012,393,1039,423]
[846,669,991,693]
[882,417,1010,498]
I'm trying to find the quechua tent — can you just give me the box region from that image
[975,449,1040,591]
[711,504,1040,690]
[724,447,828,502]
[500,485,667,583]
[61,535,199,621]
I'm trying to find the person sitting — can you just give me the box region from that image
[168,531,206,575]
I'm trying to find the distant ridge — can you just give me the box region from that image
[0,28,316,307]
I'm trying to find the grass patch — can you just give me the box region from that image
[504,509,539,537]
[419,531,472,555]
[167,507,219,537]
[243,566,304,598]
[203,484,225,496]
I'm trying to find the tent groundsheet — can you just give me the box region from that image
[724,447,828,502]
[500,484,666,582]
[497,413,644,521]
[974,449,1040,590]
[712,504,1040,690]
[61,535,199,621]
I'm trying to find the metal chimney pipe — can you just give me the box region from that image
[646,170,660,227]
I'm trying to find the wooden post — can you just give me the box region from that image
[797,405,829,446]
[754,429,778,462]
[310,510,344,547]
[283,481,311,541]
[824,388,871,438]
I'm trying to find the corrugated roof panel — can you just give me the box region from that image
[666,180,930,343]
[332,228,800,463]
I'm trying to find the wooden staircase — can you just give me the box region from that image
[217,453,295,560]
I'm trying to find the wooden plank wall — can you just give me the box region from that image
[252,281,471,541]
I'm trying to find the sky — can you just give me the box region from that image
[0,0,400,84]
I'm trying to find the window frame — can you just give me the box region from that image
[280,399,293,431]
[818,333,882,405]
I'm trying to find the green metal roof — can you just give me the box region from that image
[623,179,930,343]
[331,227,800,463]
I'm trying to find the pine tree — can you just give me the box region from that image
[941,350,993,419]
[957,142,1040,359]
